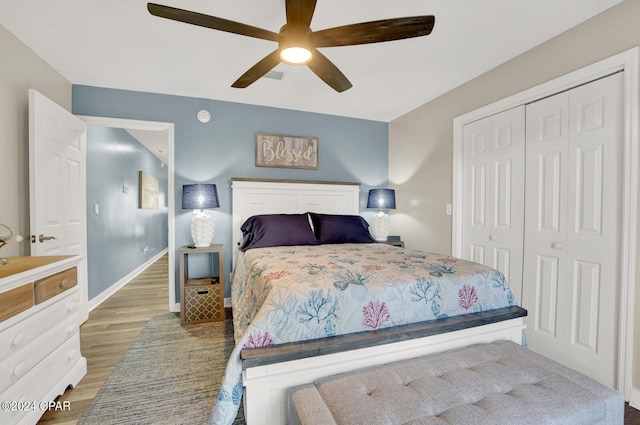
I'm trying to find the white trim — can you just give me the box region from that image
[78,116,177,313]
[452,47,639,400]
[631,387,640,411]
[88,248,168,312]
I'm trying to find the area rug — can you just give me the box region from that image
[79,313,245,425]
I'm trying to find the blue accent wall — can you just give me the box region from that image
[73,85,389,301]
[86,126,168,300]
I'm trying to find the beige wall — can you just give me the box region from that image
[0,24,71,256]
[389,0,640,397]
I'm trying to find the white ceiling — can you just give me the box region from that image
[0,0,621,122]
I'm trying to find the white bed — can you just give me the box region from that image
[225,178,526,425]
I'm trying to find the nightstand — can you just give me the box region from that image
[179,245,225,325]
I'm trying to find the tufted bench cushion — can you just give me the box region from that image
[288,341,623,425]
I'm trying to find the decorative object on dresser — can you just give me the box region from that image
[182,184,220,247]
[367,188,396,241]
[179,245,225,326]
[0,223,14,265]
[0,255,86,425]
[255,133,318,170]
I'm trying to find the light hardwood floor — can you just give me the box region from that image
[38,254,169,425]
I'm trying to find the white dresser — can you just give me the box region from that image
[0,256,87,425]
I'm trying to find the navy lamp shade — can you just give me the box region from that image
[367,188,396,210]
[182,184,219,247]
[182,184,219,211]
[367,189,396,242]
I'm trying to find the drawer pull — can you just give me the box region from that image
[67,302,77,313]
[11,332,25,348]
[12,362,26,377]
[68,349,77,360]
[67,324,75,337]
[197,290,209,295]
[58,279,69,289]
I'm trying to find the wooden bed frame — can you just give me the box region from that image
[230,178,526,425]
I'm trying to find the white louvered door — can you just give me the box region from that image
[522,72,623,387]
[462,106,525,304]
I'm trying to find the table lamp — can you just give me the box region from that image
[182,184,220,247]
[367,188,396,241]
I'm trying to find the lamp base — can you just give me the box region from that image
[371,212,390,242]
[191,211,215,247]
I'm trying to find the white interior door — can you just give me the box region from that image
[522,72,623,387]
[29,89,88,323]
[462,106,525,303]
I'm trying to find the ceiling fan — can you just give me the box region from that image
[147,1,435,92]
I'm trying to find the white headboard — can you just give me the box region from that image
[231,178,361,267]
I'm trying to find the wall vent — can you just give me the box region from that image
[263,71,284,80]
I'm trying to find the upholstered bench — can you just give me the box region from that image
[288,341,623,425]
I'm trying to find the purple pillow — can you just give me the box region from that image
[239,214,319,251]
[309,213,375,244]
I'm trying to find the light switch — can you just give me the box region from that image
[445,203,452,216]
[94,203,100,215]
[123,185,130,194]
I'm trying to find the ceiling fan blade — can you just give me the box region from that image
[232,50,282,88]
[147,3,279,42]
[311,16,435,47]
[307,49,352,92]
[285,0,317,28]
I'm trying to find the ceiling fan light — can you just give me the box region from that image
[280,47,312,65]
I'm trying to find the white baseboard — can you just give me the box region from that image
[88,249,169,312]
[630,387,640,410]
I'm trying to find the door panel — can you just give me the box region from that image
[494,159,512,228]
[534,254,559,338]
[523,73,623,387]
[462,106,525,303]
[538,152,563,232]
[471,164,487,226]
[29,89,88,323]
[575,145,603,234]
[571,259,600,351]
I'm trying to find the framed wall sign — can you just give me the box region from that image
[255,133,318,169]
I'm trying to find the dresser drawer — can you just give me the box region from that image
[0,283,34,323]
[0,312,79,394]
[0,288,79,362]
[0,333,84,425]
[34,267,77,304]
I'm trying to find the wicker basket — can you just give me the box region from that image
[183,279,224,323]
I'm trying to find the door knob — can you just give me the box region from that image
[551,242,563,250]
[38,234,57,243]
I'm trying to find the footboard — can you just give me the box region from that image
[241,306,526,425]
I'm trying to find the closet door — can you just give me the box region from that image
[462,106,525,303]
[522,72,623,387]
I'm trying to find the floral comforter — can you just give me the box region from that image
[210,243,516,424]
